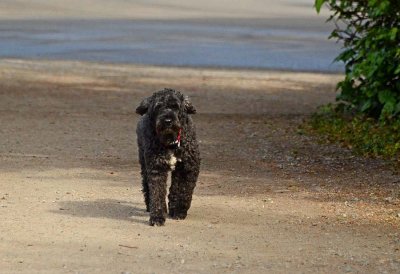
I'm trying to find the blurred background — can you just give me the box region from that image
[0,0,342,72]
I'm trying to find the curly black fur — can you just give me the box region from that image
[136,88,200,226]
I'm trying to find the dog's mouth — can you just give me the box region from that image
[157,128,181,147]
[155,115,181,147]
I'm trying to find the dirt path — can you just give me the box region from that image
[0,59,399,273]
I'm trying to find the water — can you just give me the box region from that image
[0,19,343,72]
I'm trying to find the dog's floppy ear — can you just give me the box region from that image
[184,96,196,114]
[136,97,150,115]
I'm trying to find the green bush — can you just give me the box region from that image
[309,105,400,162]
[315,0,400,119]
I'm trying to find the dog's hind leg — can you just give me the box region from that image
[139,148,150,212]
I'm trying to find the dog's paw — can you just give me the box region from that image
[149,216,165,226]
[169,210,187,220]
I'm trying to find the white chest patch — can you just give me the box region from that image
[167,153,179,170]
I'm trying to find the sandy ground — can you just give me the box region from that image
[0,59,399,273]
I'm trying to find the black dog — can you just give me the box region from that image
[136,88,200,226]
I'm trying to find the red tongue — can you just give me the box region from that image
[177,129,182,143]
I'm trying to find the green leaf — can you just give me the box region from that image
[389,28,398,41]
[315,0,326,13]
[395,65,400,75]
[378,90,396,105]
[382,101,395,115]
[395,102,400,115]
[335,49,355,63]
[360,100,372,112]
[379,0,390,12]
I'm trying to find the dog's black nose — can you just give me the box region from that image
[164,118,172,125]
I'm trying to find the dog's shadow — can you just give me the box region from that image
[52,199,148,225]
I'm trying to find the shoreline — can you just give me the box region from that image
[1,58,344,76]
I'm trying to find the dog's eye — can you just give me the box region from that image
[170,104,179,110]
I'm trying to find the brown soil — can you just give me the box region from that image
[0,59,399,273]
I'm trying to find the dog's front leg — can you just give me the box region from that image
[168,166,198,220]
[147,169,168,226]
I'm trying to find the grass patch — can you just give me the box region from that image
[305,104,400,165]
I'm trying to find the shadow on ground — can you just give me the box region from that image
[52,199,149,225]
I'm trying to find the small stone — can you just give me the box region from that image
[344,266,352,272]
[384,197,393,203]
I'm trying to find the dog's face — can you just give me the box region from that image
[136,89,196,147]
